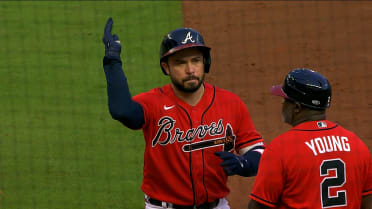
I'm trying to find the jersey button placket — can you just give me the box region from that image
[190,107,206,204]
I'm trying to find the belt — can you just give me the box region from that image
[148,198,219,209]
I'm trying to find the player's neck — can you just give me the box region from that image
[171,83,205,106]
[291,111,326,127]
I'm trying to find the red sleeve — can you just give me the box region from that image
[249,138,283,207]
[133,92,153,129]
[234,98,264,151]
[363,155,372,196]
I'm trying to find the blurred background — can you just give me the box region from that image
[1,1,371,209]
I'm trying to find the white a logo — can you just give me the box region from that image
[181,32,195,44]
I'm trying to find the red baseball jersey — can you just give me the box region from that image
[133,82,264,206]
[250,120,372,209]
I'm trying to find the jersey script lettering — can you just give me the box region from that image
[305,136,351,156]
[152,116,224,147]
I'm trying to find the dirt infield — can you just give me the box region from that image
[182,1,372,208]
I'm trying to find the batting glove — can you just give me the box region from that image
[102,17,121,59]
[215,148,263,177]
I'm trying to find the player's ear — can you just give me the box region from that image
[161,62,170,75]
[294,102,302,113]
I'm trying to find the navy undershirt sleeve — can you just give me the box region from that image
[241,146,265,177]
[103,57,144,129]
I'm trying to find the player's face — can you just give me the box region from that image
[281,99,296,124]
[163,47,205,93]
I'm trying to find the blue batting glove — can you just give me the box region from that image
[102,17,121,58]
[215,151,249,176]
[215,148,263,177]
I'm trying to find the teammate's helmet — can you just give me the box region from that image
[271,68,332,110]
[159,28,211,75]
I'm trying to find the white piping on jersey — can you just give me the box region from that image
[239,142,265,155]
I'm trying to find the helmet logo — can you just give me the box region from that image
[181,32,195,44]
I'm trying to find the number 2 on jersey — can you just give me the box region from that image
[320,159,347,208]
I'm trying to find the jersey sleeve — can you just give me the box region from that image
[363,155,372,196]
[234,98,264,152]
[249,138,283,207]
[132,89,162,130]
[132,92,152,129]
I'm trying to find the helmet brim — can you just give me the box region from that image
[161,43,210,59]
[270,85,289,99]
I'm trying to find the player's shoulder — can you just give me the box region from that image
[336,124,372,159]
[134,88,160,97]
[265,128,303,151]
[211,84,243,101]
[271,131,293,144]
[334,123,358,136]
[133,84,168,102]
[335,123,369,147]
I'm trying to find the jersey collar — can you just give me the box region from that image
[291,120,338,131]
[161,82,215,110]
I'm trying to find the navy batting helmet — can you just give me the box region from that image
[159,28,211,75]
[271,68,332,110]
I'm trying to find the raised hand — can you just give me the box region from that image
[102,17,121,58]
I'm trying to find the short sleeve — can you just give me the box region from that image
[249,139,284,207]
[133,92,152,129]
[363,155,372,196]
[234,98,264,151]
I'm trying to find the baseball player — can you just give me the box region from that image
[248,68,372,209]
[102,17,265,209]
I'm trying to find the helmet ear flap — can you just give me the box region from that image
[202,49,211,73]
[294,102,302,113]
[204,56,211,73]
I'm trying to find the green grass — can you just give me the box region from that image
[0,1,183,209]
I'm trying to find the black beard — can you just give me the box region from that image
[171,74,205,93]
